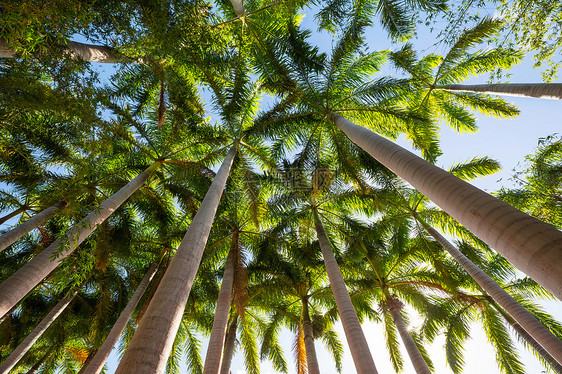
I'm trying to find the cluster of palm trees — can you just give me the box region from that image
[0,0,561,373]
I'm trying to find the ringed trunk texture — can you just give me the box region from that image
[331,113,562,299]
[0,289,79,374]
[385,295,432,374]
[203,246,236,374]
[0,200,67,252]
[313,212,378,373]
[0,207,26,226]
[219,316,238,374]
[425,224,562,366]
[302,301,320,374]
[81,262,160,374]
[115,147,236,374]
[511,321,562,373]
[0,162,161,319]
[491,302,562,373]
[0,38,132,63]
[438,83,562,100]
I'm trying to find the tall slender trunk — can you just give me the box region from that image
[313,211,378,373]
[384,293,432,374]
[0,162,161,319]
[115,147,236,374]
[25,345,55,374]
[81,262,161,374]
[0,288,79,374]
[0,207,26,225]
[220,316,238,374]
[331,113,562,299]
[490,301,562,373]
[0,38,135,63]
[302,299,320,374]
[77,349,99,374]
[0,200,67,252]
[437,83,562,100]
[423,223,562,366]
[204,242,236,374]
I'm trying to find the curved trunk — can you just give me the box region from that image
[384,293,431,374]
[331,113,562,300]
[424,224,562,366]
[81,262,160,374]
[490,302,562,373]
[115,147,236,374]
[313,211,378,373]
[203,242,236,374]
[0,200,67,252]
[302,300,320,374]
[220,316,238,374]
[0,207,26,226]
[0,289,79,374]
[437,83,562,100]
[0,38,134,63]
[0,162,161,319]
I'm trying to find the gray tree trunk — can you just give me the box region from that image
[0,207,26,226]
[302,301,320,374]
[438,83,562,100]
[0,289,79,374]
[313,211,378,373]
[0,200,67,252]
[0,162,161,318]
[425,224,562,366]
[0,38,134,63]
[331,113,562,300]
[115,147,236,374]
[229,0,245,16]
[81,262,160,374]
[219,316,238,374]
[204,246,236,374]
[385,295,432,374]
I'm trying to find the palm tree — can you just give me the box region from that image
[80,258,163,374]
[0,200,67,252]
[249,14,562,298]
[0,161,162,318]
[0,287,80,374]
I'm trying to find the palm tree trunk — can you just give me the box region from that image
[313,211,378,373]
[229,0,245,16]
[25,345,55,374]
[0,161,161,319]
[0,38,134,63]
[77,349,99,374]
[0,200,67,253]
[302,299,320,374]
[490,301,562,373]
[437,83,562,100]
[115,147,236,374]
[0,207,26,225]
[330,113,562,300]
[0,288,79,374]
[423,223,562,366]
[219,316,238,374]
[384,293,432,374]
[203,243,236,374]
[81,262,160,374]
